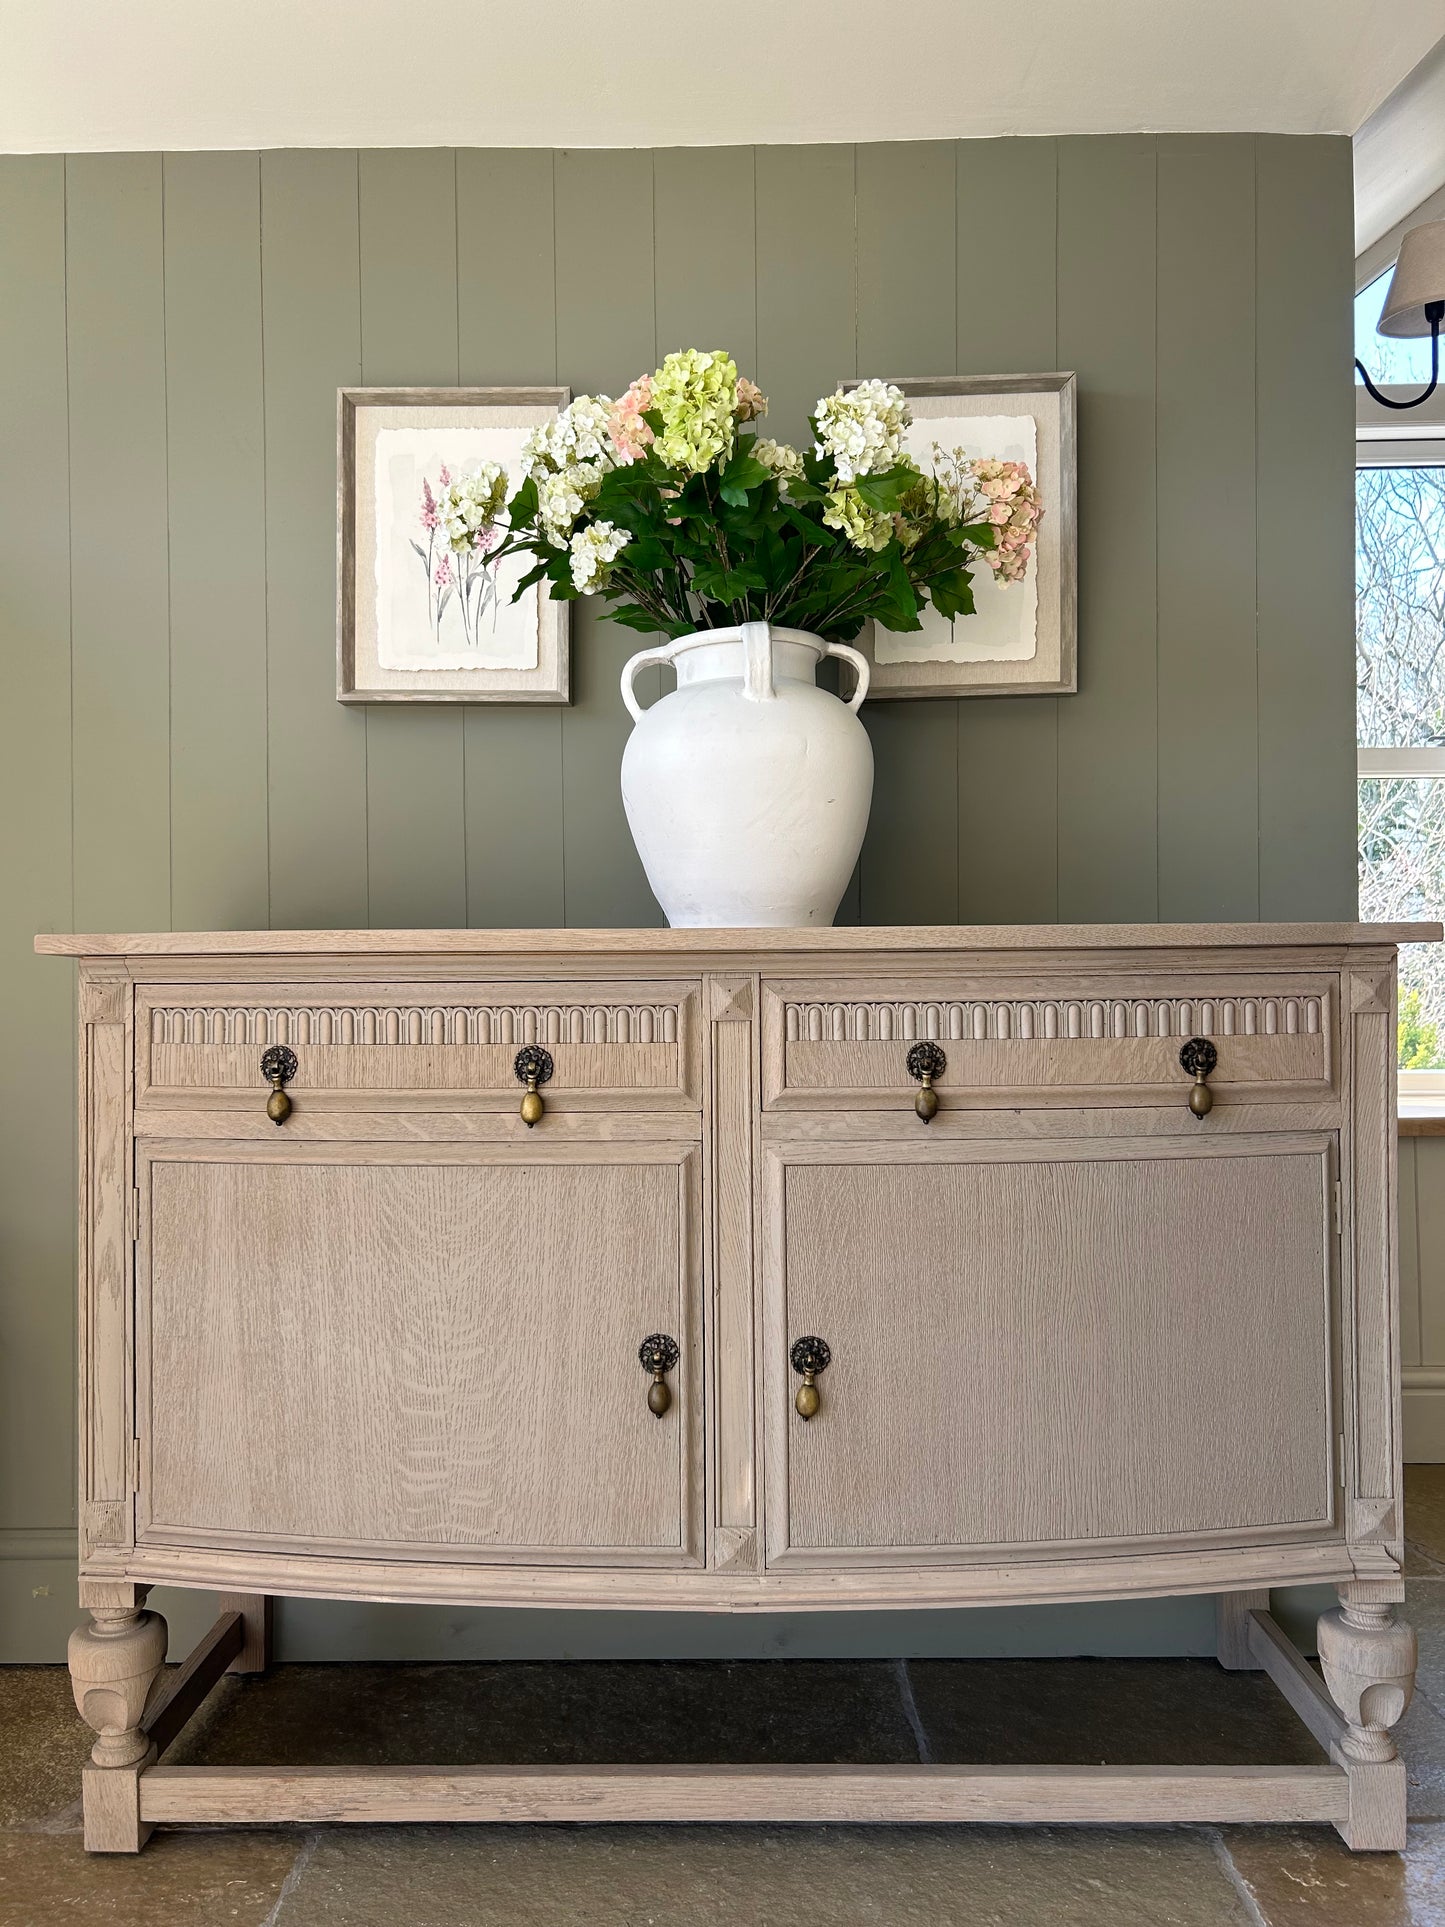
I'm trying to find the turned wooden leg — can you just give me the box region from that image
[217,1593,272,1675]
[68,1594,168,1852]
[1317,1586,1416,1851]
[1215,1589,1270,1670]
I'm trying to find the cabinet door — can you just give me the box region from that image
[763,1134,1336,1566]
[136,1141,701,1565]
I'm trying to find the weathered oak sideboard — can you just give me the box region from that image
[36,922,1438,1850]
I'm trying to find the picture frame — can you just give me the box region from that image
[843,373,1077,699]
[337,386,572,704]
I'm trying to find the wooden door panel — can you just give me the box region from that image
[764,1136,1335,1564]
[137,1143,701,1564]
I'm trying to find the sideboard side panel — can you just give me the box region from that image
[1344,962,1403,1553]
[78,966,134,1558]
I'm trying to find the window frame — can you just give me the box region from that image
[1356,389,1445,1109]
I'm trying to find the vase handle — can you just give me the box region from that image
[619,641,679,723]
[824,640,871,714]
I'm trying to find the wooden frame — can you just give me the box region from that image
[841,373,1077,699]
[337,386,571,704]
[82,1599,1382,1847]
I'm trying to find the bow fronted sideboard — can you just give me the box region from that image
[36,922,1439,1850]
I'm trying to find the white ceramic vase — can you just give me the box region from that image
[618,621,874,928]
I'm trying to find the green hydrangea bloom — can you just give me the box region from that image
[651,350,739,474]
[822,485,894,553]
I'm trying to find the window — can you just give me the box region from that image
[1355,281,1445,1098]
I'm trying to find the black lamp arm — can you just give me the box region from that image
[1355,300,1443,410]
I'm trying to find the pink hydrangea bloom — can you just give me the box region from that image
[969,457,1042,585]
[734,376,767,422]
[607,376,655,464]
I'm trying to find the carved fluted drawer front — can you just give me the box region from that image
[761,978,1334,1110]
[136,981,700,1113]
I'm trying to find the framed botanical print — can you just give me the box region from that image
[844,373,1077,699]
[337,386,571,703]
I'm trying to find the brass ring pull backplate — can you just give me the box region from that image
[514,1045,554,1127]
[906,1041,946,1122]
[260,1045,297,1126]
[1179,1037,1218,1119]
[639,1333,680,1417]
[790,1335,831,1420]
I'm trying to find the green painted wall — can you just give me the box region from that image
[0,137,1357,1662]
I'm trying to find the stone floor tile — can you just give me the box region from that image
[1403,1577,1445,1723]
[904,1658,1323,1767]
[167,1660,921,1770]
[0,1827,299,1927]
[1405,1466,1445,1573]
[277,1823,1258,1927]
[1222,1820,1445,1924]
[0,1667,93,1828]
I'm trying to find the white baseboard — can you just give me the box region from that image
[1405,1370,1445,1462]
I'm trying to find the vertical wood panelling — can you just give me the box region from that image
[1416,1139,1445,1374]
[261,149,367,928]
[0,157,75,1531]
[457,151,565,927]
[358,150,466,928]
[1256,134,1357,920]
[1399,1137,1421,1371]
[1155,137,1259,921]
[164,153,269,930]
[555,149,661,927]
[856,142,959,923]
[653,147,757,369]
[1055,137,1159,922]
[756,144,860,920]
[955,137,1060,922]
[66,154,171,931]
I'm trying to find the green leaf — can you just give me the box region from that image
[853,466,913,513]
[605,602,670,634]
[927,567,975,622]
[507,475,538,527]
[717,450,771,508]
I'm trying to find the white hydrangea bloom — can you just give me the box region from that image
[812,380,911,484]
[522,397,616,479]
[754,438,805,482]
[536,461,606,546]
[438,462,508,552]
[568,519,630,594]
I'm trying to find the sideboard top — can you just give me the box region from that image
[33,922,1442,959]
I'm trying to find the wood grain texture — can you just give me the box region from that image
[164,153,269,932]
[1216,1589,1270,1670]
[0,156,76,1536]
[79,997,133,1559]
[135,1760,1349,1827]
[137,1145,701,1562]
[765,1137,1333,1559]
[142,1611,243,1755]
[36,923,1438,957]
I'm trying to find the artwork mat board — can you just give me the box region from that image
[338,387,572,704]
[844,373,1077,700]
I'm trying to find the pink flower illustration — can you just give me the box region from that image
[420,477,440,531]
[434,554,453,587]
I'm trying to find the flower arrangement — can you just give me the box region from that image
[473,351,1041,642]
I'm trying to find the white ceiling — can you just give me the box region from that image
[1,0,1442,152]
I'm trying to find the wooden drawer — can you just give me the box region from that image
[761,976,1335,1111]
[136,980,701,1114]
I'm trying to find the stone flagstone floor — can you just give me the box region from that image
[6,1468,1445,1924]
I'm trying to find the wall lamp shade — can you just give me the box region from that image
[1357,219,1444,409]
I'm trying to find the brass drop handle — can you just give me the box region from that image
[1179,1037,1218,1119]
[791,1336,831,1420]
[514,1045,554,1127]
[260,1046,297,1125]
[906,1042,946,1122]
[639,1334,679,1417]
